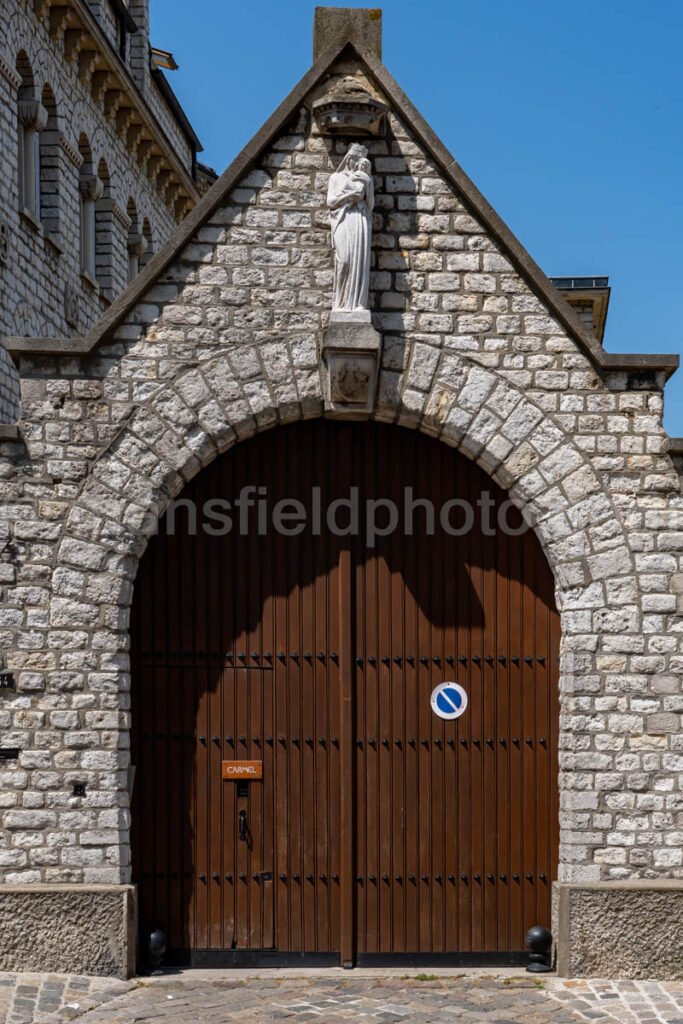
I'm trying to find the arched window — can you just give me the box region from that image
[95,158,114,295]
[78,134,101,282]
[16,53,47,224]
[126,197,146,283]
[38,85,61,241]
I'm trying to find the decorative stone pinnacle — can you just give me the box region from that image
[313,7,382,61]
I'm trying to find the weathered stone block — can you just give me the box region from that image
[0,884,135,977]
[554,881,683,979]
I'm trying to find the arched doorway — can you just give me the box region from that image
[131,420,559,967]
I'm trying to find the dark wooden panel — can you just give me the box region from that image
[351,423,559,955]
[131,420,559,962]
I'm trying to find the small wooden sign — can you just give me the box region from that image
[221,760,263,781]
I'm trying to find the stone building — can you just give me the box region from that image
[0,0,203,424]
[0,5,683,981]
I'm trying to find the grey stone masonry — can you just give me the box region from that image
[0,0,201,419]
[0,20,681,975]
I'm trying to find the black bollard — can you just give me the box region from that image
[526,925,553,973]
[147,928,167,972]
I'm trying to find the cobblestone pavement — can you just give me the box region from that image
[1,971,683,1024]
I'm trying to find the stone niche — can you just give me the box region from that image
[320,311,381,417]
[312,75,388,136]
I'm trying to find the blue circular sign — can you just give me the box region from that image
[430,682,468,721]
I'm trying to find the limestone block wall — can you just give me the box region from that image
[0,60,680,890]
[0,0,187,367]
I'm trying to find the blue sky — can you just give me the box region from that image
[151,0,683,435]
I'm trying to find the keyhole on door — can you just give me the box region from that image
[238,809,248,842]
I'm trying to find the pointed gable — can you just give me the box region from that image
[4,30,677,390]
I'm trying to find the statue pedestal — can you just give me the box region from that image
[320,311,382,417]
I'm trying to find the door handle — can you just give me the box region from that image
[238,809,248,842]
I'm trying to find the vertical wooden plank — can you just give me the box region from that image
[430,436,445,954]
[273,426,291,952]
[441,439,459,954]
[338,423,354,968]
[454,447,472,953]
[300,436,317,953]
[325,423,343,955]
[495,493,510,952]
[403,429,419,954]
[521,526,537,940]
[375,427,393,954]
[390,428,406,954]
[508,513,524,950]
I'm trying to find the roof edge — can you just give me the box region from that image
[2,33,361,367]
[2,36,679,388]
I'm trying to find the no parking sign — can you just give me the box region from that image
[430,682,468,721]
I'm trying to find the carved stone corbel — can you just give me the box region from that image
[156,169,172,196]
[91,70,110,105]
[104,89,124,119]
[115,106,135,137]
[320,312,381,417]
[78,50,98,84]
[18,99,49,132]
[64,28,84,63]
[175,196,191,221]
[49,5,69,41]
[127,233,147,259]
[136,139,153,171]
[79,173,104,204]
[164,180,182,206]
[126,122,143,157]
[127,231,147,280]
[146,154,163,182]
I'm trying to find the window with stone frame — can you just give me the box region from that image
[16,52,47,225]
[78,134,100,284]
[94,158,116,297]
[38,85,62,245]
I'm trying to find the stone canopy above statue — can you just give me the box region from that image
[312,75,388,136]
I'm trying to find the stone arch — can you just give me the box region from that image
[30,45,65,113]
[47,352,638,884]
[15,49,35,98]
[54,349,636,641]
[38,83,61,236]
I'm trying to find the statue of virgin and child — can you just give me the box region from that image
[326,143,374,313]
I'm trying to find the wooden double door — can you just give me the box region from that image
[131,420,559,966]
